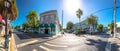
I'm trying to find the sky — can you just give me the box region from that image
[13,0,120,28]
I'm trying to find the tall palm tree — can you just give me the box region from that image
[76,8,83,30]
[86,15,98,33]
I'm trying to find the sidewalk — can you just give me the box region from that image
[0,36,5,51]
[109,38,120,51]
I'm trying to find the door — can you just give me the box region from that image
[45,29,49,34]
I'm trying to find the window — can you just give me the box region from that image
[41,17,44,24]
[51,15,55,23]
[51,28,55,32]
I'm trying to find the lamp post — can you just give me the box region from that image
[4,0,11,49]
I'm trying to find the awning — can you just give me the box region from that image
[44,24,50,28]
[50,24,55,28]
[39,24,44,28]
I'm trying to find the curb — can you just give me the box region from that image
[9,34,17,51]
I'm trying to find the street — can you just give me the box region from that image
[13,30,110,51]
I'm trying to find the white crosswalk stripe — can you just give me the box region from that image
[33,49,37,51]
[39,45,61,51]
[44,43,68,47]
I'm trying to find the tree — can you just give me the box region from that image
[0,0,18,21]
[98,24,103,32]
[26,10,38,30]
[22,22,29,30]
[15,26,20,29]
[76,8,83,30]
[108,21,114,31]
[86,15,98,33]
[59,24,62,31]
[67,21,74,30]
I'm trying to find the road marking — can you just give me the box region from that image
[33,49,37,51]
[105,42,111,51]
[17,40,38,48]
[39,45,61,51]
[44,43,68,47]
[47,41,69,44]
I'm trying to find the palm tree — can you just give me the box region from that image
[86,15,98,33]
[76,8,83,30]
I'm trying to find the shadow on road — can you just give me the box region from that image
[16,32,52,40]
[85,39,107,51]
[111,43,119,51]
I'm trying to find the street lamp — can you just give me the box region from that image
[4,0,11,49]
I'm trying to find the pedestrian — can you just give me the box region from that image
[9,30,12,37]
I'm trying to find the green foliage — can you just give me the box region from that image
[86,14,98,32]
[26,10,39,30]
[63,28,67,32]
[22,22,29,30]
[66,21,74,30]
[0,0,18,20]
[59,24,62,31]
[76,8,83,19]
[98,24,104,32]
[15,26,20,29]
[76,8,83,29]
[108,21,114,31]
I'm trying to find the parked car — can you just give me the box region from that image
[67,30,74,33]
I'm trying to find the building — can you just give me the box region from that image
[117,22,120,33]
[39,10,60,35]
[73,20,97,33]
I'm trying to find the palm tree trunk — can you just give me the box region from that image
[79,18,80,30]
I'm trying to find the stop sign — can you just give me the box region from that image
[0,14,2,22]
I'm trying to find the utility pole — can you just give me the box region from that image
[61,10,64,34]
[114,0,116,38]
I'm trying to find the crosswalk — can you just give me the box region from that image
[31,34,87,51]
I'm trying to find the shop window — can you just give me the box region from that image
[51,28,55,32]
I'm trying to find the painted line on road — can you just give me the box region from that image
[47,41,69,45]
[33,49,37,51]
[17,40,38,48]
[44,43,68,47]
[105,42,111,51]
[39,45,61,51]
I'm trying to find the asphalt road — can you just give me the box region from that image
[13,30,109,51]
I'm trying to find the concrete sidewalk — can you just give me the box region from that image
[109,38,120,51]
[0,36,5,51]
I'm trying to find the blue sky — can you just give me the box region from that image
[13,0,120,28]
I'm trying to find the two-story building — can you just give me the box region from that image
[39,10,60,35]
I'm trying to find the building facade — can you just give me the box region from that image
[39,10,60,35]
[73,20,98,33]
